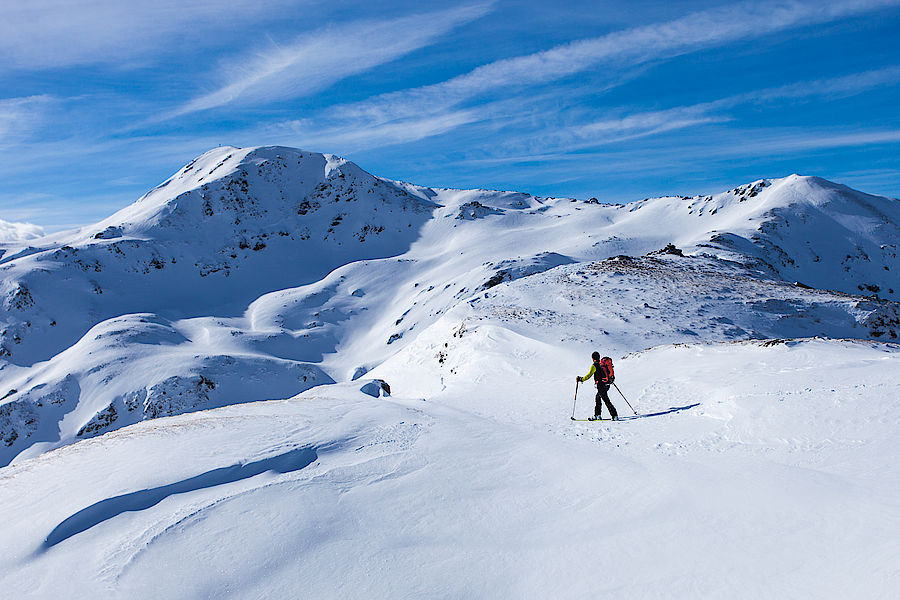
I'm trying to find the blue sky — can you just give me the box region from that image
[2,0,900,231]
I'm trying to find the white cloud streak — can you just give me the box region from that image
[256,57,900,162]
[729,129,900,154]
[431,63,900,168]
[455,127,900,173]
[170,4,492,118]
[281,60,899,161]
[574,64,900,144]
[0,0,296,70]
[746,65,900,102]
[335,0,900,127]
[0,96,54,145]
[570,106,729,142]
[270,110,482,151]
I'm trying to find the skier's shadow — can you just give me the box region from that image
[620,403,700,420]
[40,445,320,550]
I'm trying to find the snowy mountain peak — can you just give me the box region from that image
[0,146,443,369]
[1,146,898,468]
[92,146,436,240]
[691,174,900,297]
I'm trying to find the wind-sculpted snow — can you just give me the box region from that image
[42,445,320,549]
[0,218,43,246]
[1,341,897,598]
[1,146,900,466]
[1,313,333,465]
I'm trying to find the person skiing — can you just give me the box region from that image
[577,351,619,421]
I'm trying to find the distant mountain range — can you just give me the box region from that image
[1,146,898,465]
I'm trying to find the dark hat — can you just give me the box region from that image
[591,351,600,361]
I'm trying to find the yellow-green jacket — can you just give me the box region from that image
[580,361,612,385]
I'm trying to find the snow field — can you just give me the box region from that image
[2,336,896,598]
[1,146,899,598]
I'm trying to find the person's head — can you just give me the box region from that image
[591,351,600,361]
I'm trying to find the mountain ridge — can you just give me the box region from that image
[1,145,898,465]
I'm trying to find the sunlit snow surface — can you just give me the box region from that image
[0,146,898,597]
[1,339,897,598]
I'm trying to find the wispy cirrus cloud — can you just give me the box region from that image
[0,0,298,71]
[745,64,900,102]
[271,71,646,153]
[449,126,900,180]
[270,109,483,152]
[721,128,900,155]
[279,60,900,161]
[0,96,55,145]
[332,0,900,131]
[563,105,729,145]
[426,64,900,169]
[169,4,492,118]
[253,53,900,167]
[563,65,900,149]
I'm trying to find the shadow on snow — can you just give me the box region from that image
[620,403,700,420]
[41,446,319,550]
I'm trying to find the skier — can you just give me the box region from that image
[577,352,619,421]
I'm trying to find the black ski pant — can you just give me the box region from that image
[595,384,618,419]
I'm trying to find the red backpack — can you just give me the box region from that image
[594,357,615,385]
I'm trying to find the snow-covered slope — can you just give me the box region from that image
[604,176,899,299]
[1,146,899,468]
[370,253,899,401]
[684,176,900,298]
[1,338,896,598]
[0,146,437,366]
[1,145,899,598]
[2,313,333,463]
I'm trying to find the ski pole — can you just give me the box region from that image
[613,382,638,415]
[570,379,580,420]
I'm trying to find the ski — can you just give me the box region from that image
[570,417,612,421]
